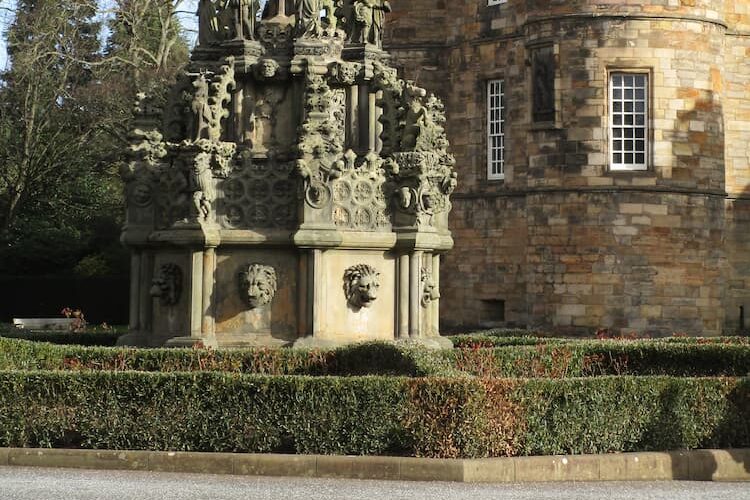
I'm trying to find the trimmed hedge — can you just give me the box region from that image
[448,342,750,378]
[0,371,747,458]
[449,334,750,348]
[1,337,749,377]
[0,330,122,347]
[0,338,459,377]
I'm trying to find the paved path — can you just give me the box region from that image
[0,466,748,500]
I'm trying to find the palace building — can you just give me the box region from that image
[385,0,750,335]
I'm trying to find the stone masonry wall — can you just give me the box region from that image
[386,1,750,335]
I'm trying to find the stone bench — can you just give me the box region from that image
[12,318,76,331]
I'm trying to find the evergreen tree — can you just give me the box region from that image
[0,0,121,275]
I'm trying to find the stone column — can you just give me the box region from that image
[128,251,141,332]
[368,91,377,151]
[398,253,409,338]
[298,251,308,338]
[138,251,153,333]
[431,253,440,336]
[311,249,324,336]
[357,85,370,152]
[374,90,383,153]
[409,251,423,337]
[201,247,216,338]
[189,250,204,338]
[346,85,358,150]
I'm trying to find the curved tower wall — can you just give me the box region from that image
[387,0,750,335]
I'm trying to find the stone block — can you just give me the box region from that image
[7,448,149,471]
[148,451,233,475]
[316,455,400,480]
[233,453,317,478]
[515,455,599,482]
[399,458,463,482]
[463,458,515,483]
[599,452,679,481]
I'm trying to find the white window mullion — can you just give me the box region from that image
[487,79,505,180]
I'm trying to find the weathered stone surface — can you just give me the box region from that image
[386,0,750,336]
[120,0,456,347]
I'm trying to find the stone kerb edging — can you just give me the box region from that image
[1,448,749,482]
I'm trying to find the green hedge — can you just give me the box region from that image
[0,371,747,458]
[0,338,459,377]
[0,330,122,346]
[2,337,749,377]
[449,334,750,348]
[448,342,750,377]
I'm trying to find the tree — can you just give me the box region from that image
[0,0,105,242]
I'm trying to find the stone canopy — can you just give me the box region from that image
[119,0,457,348]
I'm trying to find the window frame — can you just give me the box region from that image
[487,78,506,181]
[608,71,650,172]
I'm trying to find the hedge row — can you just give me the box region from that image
[447,342,750,378]
[2,337,749,378]
[0,330,122,347]
[0,371,747,458]
[0,338,458,377]
[449,334,750,348]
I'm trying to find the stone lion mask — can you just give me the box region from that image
[344,264,380,309]
[239,264,277,309]
[150,263,182,306]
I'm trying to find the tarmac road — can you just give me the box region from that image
[0,466,748,500]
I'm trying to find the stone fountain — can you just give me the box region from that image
[119,0,457,348]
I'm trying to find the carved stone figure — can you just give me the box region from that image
[190,154,216,220]
[401,83,428,151]
[344,264,380,308]
[191,74,213,141]
[198,0,221,46]
[348,0,391,46]
[421,267,440,307]
[239,264,278,309]
[150,264,183,306]
[231,0,261,40]
[298,0,323,37]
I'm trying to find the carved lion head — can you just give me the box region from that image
[239,264,277,309]
[150,263,182,306]
[344,264,380,309]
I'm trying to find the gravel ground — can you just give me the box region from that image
[0,466,748,500]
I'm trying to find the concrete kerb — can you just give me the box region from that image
[1,448,748,483]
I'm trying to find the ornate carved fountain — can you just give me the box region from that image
[119,0,456,348]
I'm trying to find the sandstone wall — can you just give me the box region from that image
[386,0,750,335]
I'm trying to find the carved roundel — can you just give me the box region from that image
[130,182,153,208]
[273,205,294,227]
[248,180,271,201]
[333,206,352,226]
[333,180,352,203]
[305,181,331,209]
[248,204,270,225]
[224,179,245,201]
[353,180,374,205]
[272,180,294,202]
[354,207,373,228]
[223,204,245,228]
